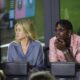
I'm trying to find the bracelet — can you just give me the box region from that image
[63,49,69,55]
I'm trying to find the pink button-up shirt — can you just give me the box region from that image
[49,34,80,63]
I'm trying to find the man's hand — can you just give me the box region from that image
[54,38,67,50]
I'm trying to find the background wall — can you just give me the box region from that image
[60,0,80,34]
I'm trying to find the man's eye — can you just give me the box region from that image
[56,29,64,32]
[59,29,64,32]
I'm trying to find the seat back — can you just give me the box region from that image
[43,46,50,69]
[50,62,76,78]
[3,62,29,76]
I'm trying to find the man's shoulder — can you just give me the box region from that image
[50,36,56,42]
[73,34,80,40]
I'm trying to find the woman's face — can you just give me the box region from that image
[55,24,70,40]
[15,24,28,41]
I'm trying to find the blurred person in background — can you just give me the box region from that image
[0,70,6,80]
[0,8,9,28]
[29,71,56,80]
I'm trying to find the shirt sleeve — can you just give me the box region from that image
[36,44,44,70]
[75,38,80,63]
[49,38,58,62]
[7,45,13,62]
[7,43,16,62]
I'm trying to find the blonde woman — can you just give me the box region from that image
[7,19,44,70]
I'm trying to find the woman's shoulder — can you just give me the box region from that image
[9,41,18,47]
[31,40,43,47]
[50,36,56,42]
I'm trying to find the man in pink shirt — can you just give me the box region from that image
[49,19,80,63]
[49,19,80,80]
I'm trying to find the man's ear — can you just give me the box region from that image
[69,30,72,37]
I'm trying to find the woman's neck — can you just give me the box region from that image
[20,37,29,47]
[20,37,30,54]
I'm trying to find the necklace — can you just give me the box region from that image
[21,41,30,54]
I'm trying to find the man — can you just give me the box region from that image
[49,19,80,80]
[49,19,80,63]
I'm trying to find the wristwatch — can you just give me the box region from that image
[63,49,69,55]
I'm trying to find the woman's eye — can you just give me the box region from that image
[16,29,21,32]
[18,29,21,31]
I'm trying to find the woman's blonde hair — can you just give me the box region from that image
[14,19,37,41]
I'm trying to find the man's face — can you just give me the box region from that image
[55,24,69,41]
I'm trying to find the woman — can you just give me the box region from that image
[7,19,44,70]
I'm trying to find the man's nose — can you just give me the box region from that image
[56,30,60,36]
